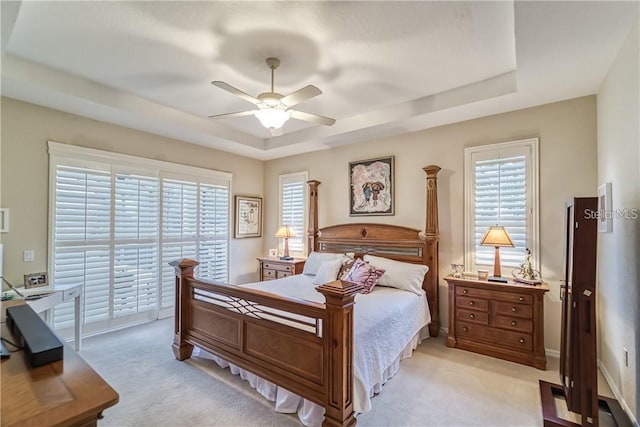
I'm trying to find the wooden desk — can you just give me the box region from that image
[1,300,119,427]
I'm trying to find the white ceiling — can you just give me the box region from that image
[1,1,637,160]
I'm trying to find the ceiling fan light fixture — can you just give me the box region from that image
[254,108,292,129]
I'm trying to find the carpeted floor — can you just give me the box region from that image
[79,318,613,427]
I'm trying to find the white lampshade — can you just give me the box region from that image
[480,226,514,247]
[254,108,292,129]
[275,226,297,239]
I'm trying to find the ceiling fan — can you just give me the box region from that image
[209,57,335,136]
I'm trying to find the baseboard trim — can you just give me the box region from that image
[599,360,638,427]
[545,348,560,358]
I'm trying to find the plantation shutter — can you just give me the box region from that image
[279,172,308,256]
[198,183,229,281]
[113,173,159,318]
[159,178,229,311]
[52,164,112,329]
[474,156,527,267]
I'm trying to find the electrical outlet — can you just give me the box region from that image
[23,250,34,262]
[623,347,629,367]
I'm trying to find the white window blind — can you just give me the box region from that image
[279,172,308,256]
[49,142,231,336]
[464,139,539,274]
[474,156,527,266]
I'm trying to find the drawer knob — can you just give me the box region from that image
[462,326,468,332]
[512,307,517,312]
[519,338,525,343]
[462,289,468,294]
[469,313,475,319]
[519,296,524,302]
[469,301,475,306]
[511,320,517,326]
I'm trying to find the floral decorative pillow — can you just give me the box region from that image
[343,259,385,294]
[338,256,357,281]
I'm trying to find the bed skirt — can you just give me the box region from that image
[193,325,431,427]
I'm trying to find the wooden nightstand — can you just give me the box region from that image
[257,257,305,281]
[444,275,549,370]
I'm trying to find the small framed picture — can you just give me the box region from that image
[597,182,612,233]
[0,208,8,233]
[268,248,278,258]
[24,272,48,289]
[234,195,262,238]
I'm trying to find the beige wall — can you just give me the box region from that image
[0,97,264,286]
[265,96,598,353]
[597,17,639,422]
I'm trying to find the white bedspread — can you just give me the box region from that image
[194,274,431,425]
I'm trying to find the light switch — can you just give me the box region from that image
[24,250,34,262]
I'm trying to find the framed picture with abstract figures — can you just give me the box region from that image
[349,156,394,216]
[234,195,262,238]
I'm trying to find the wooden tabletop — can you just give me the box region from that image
[1,300,119,427]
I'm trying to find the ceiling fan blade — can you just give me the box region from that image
[270,127,283,137]
[280,85,322,107]
[208,110,256,119]
[211,81,262,105]
[290,110,336,126]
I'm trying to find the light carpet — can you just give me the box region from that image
[79,318,614,427]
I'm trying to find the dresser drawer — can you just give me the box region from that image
[277,271,293,279]
[457,322,533,351]
[456,309,488,324]
[495,301,533,318]
[457,296,488,311]
[263,269,277,280]
[492,292,532,305]
[495,315,533,333]
[263,262,294,272]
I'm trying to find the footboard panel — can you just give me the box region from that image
[244,321,324,385]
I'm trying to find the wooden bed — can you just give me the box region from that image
[171,165,441,427]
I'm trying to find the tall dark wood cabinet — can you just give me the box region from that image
[560,197,598,423]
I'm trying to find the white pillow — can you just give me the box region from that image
[303,252,347,275]
[363,254,428,295]
[312,258,344,285]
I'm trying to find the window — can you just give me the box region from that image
[464,138,539,274]
[279,171,308,257]
[49,142,231,336]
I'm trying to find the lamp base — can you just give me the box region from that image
[279,256,293,261]
[488,276,508,283]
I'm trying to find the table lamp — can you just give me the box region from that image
[480,225,514,283]
[275,225,297,260]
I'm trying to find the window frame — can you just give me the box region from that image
[278,171,308,257]
[48,141,231,335]
[464,138,540,275]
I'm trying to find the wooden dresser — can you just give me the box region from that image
[257,257,305,281]
[444,276,549,370]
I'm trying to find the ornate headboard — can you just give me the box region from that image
[306,165,441,337]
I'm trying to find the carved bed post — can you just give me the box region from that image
[307,180,321,255]
[423,165,441,337]
[170,258,198,360]
[316,280,364,427]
